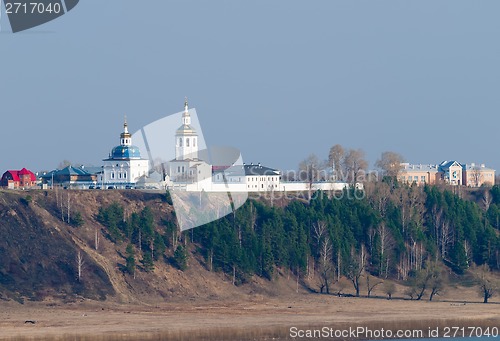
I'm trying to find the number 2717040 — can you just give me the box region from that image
[5,2,62,14]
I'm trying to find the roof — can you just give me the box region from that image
[439,160,462,170]
[176,124,197,136]
[3,168,36,181]
[57,166,91,176]
[244,164,280,176]
[463,164,495,172]
[41,166,92,178]
[77,166,103,175]
[137,171,163,184]
[400,163,439,173]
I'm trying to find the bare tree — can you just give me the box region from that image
[428,262,446,301]
[343,149,368,183]
[328,144,345,181]
[377,222,394,277]
[440,221,453,260]
[473,265,499,303]
[469,168,483,187]
[76,251,85,282]
[94,226,100,250]
[313,221,334,293]
[483,190,492,211]
[313,221,327,245]
[369,182,392,218]
[366,274,383,297]
[58,159,72,169]
[375,151,405,180]
[298,154,324,182]
[407,268,431,300]
[318,238,334,294]
[67,192,71,223]
[464,240,473,268]
[483,190,493,229]
[383,281,396,300]
[345,245,366,297]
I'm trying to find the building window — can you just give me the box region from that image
[186,138,190,147]
[193,138,196,147]
[124,173,127,179]
[179,138,182,147]
[421,176,425,182]
[111,173,115,179]
[177,166,180,173]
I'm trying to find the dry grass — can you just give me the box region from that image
[4,318,500,341]
[1,295,499,341]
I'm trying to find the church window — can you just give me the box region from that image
[186,138,190,147]
[177,166,180,173]
[111,173,115,179]
[193,139,196,147]
[179,138,183,147]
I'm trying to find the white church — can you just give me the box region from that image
[99,119,150,188]
[164,100,352,193]
[94,99,353,193]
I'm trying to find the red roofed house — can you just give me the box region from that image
[1,168,37,189]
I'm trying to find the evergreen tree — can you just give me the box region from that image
[125,243,136,276]
[174,244,188,271]
[141,252,154,272]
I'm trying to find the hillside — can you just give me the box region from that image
[0,184,499,305]
[0,189,299,304]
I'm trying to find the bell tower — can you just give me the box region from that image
[120,116,132,147]
[175,98,198,160]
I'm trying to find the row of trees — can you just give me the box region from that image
[189,184,499,301]
[92,182,499,302]
[96,203,186,275]
[295,145,404,184]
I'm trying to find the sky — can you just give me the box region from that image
[1,1,500,173]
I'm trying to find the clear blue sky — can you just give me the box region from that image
[1,1,499,173]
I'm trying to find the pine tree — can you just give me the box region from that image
[141,252,154,272]
[125,243,136,276]
[174,245,188,271]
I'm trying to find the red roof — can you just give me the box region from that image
[6,171,20,181]
[4,168,36,182]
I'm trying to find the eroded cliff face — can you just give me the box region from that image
[0,190,115,302]
[0,189,282,305]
